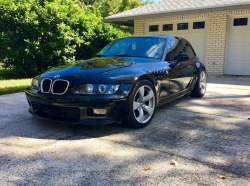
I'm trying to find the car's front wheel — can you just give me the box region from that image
[124,80,156,128]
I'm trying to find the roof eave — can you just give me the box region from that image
[103,4,250,24]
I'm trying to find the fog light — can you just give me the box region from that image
[93,109,107,115]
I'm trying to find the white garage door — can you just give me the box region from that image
[225,15,250,75]
[145,19,207,66]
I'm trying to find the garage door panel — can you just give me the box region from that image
[226,15,250,75]
[194,47,206,63]
[175,34,190,40]
[227,33,247,45]
[226,61,250,75]
[191,36,206,45]
[149,32,160,35]
[227,46,248,60]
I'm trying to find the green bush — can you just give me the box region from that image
[0,0,129,77]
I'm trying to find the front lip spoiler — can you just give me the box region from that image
[29,107,117,125]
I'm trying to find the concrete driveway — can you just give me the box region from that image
[1,76,250,186]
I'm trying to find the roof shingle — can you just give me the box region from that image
[104,0,250,21]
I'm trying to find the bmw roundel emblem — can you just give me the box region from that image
[54,75,60,79]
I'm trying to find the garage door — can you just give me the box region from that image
[145,19,207,66]
[225,16,250,75]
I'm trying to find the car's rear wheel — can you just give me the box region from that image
[124,80,156,128]
[190,69,207,97]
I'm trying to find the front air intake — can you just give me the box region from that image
[52,80,69,95]
[41,79,52,93]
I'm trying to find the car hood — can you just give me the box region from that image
[40,57,162,82]
[42,57,135,78]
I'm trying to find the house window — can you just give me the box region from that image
[233,18,248,26]
[193,21,205,29]
[149,25,159,32]
[177,23,188,30]
[163,24,173,31]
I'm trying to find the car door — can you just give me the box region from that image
[183,40,196,89]
[166,38,194,94]
[157,41,173,100]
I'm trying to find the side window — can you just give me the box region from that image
[172,39,183,62]
[184,42,196,58]
[165,39,176,61]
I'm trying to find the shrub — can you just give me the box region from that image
[0,0,129,77]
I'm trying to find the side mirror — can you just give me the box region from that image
[177,53,189,63]
[169,62,176,68]
[169,53,190,68]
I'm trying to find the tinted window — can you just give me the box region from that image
[149,25,159,32]
[193,21,205,29]
[174,39,189,62]
[177,23,188,30]
[100,37,166,60]
[165,40,176,61]
[184,42,195,58]
[234,18,248,26]
[163,24,173,31]
[165,39,183,62]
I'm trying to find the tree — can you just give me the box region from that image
[0,0,129,77]
[93,0,150,18]
[79,0,96,5]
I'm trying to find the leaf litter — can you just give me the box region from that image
[170,160,179,166]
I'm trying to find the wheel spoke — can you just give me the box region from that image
[200,72,205,81]
[143,90,154,102]
[138,86,145,100]
[137,107,144,123]
[200,82,205,88]
[133,101,140,110]
[143,105,154,116]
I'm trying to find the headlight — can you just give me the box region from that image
[74,84,120,94]
[31,79,39,90]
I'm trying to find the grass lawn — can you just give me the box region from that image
[0,79,32,95]
[0,66,32,95]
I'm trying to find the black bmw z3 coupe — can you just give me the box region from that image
[25,35,207,128]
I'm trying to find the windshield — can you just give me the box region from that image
[99,37,166,60]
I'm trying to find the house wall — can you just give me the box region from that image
[134,9,250,75]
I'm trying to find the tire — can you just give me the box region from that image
[190,69,207,98]
[123,80,156,128]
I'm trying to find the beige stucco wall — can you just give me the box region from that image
[134,9,250,75]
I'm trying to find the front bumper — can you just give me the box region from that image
[25,89,129,125]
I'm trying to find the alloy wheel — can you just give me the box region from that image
[200,71,206,94]
[133,85,155,124]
